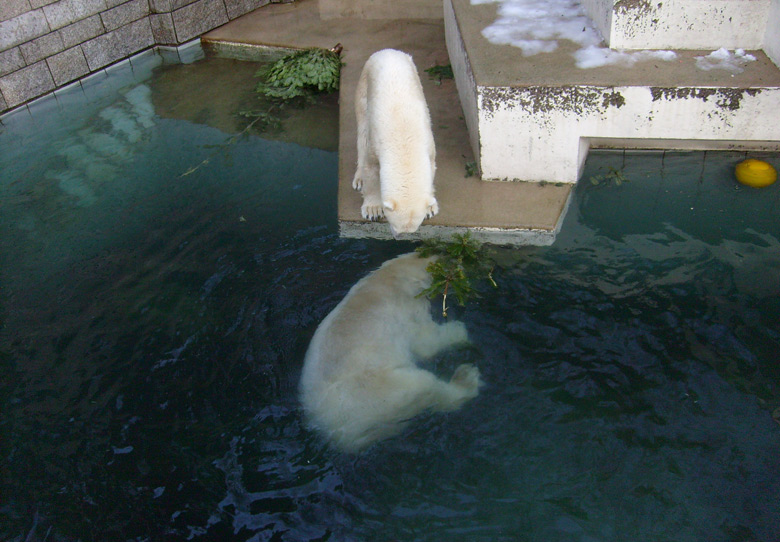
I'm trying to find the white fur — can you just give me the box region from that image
[352,49,438,236]
[299,253,481,452]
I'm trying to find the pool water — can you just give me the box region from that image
[2,51,779,542]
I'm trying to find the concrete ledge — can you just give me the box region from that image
[589,137,780,152]
[200,38,296,60]
[339,221,563,246]
[319,0,442,19]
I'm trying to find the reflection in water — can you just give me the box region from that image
[1,54,779,541]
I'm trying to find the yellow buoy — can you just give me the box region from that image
[735,159,777,188]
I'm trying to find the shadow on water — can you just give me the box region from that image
[1,55,779,541]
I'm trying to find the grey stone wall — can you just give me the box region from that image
[0,0,279,113]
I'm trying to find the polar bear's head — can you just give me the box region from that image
[383,196,439,237]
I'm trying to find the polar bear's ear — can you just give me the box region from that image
[383,199,396,212]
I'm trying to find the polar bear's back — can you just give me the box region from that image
[301,253,432,379]
[363,49,433,157]
[299,254,435,448]
[363,49,426,110]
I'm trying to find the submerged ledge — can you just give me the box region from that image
[339,221,562,246]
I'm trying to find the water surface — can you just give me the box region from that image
[1,53,779,542]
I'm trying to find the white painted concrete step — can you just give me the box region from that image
[582,0,778,54]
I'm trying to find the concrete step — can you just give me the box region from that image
[582,0,778,52]
[446,0,780,187]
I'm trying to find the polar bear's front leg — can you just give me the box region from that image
[426,197,439,219]
[358,159,383,220]
[411,320,469,359]
[360,179,383,220]
[361,198,384,221]
[352,64,372,193]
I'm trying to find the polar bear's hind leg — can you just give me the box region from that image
[353,66,383,221]
[352,65,369,192]
[384,364,481,420]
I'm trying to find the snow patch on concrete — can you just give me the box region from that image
[575,46,677,69]
[695,48,756,74]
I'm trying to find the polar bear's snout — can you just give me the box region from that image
[384,195,439,237]
[385,206,425,237]
[387,213,425,237]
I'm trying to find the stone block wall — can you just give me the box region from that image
[0,0,280,114]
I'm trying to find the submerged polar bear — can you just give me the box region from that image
[352,49,438,236]
[299,253,481,452]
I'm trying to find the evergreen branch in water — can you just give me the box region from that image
[179,114,267,178]
[416,232,496,317]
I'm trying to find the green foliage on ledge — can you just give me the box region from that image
[255,46,343,102]
[424,63,454,85]
[416,232,496,317]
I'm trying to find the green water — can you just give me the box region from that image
[1,50,778,541]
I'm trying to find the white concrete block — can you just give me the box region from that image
[588,0,772,51]
[764,0,780,68]
[475,84,780,183]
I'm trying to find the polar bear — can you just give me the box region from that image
[299,253,481,452]
[352,49,438,236]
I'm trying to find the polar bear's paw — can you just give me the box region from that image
[426,199,439,219]
[448,321,470,345]
[451,363,481,397]
[361,197,385,221]
[352,174,363,191]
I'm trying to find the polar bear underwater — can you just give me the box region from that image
[299,253,482,452]
[352,49,439,236]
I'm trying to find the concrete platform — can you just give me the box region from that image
[202,0,571,245]
[446,0,780,185]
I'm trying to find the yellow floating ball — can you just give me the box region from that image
[735,159,777,188]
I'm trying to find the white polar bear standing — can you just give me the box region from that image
[299,253,481,452]
[352,49,439,236]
